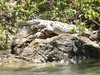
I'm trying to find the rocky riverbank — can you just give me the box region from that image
[0,25,100,68]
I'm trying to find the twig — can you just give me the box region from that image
[91,19,100,26]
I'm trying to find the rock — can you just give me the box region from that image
[0,24,99,68]
[0,54,25,68]
[89,30,100,41]
[10,25,100,65]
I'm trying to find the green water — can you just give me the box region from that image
[0,59,100,75]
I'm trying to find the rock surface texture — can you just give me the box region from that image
[10,20,100,64]
[0,20,100,67]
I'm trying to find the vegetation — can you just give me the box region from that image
[0,0,100,49]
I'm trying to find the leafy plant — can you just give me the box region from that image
[76,22,87,34]
[70,27,77,33]
[85,8,99,20]
[0,0,99,49]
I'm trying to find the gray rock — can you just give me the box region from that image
[11,21,100,64]
[89,30,100,41]
[11,25,100,64]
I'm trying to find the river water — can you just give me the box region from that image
[0,59,100,75]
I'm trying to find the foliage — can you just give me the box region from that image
[0,0,100,49]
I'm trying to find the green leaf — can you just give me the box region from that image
[15,11,21,18]
[88,15,92,19]
[70,28,77,33]
[92,11,95,17]
[94,12,99,18]
[99,17,100,22]
[89,27,92,32]
[0,24,2,27]
[12,1,18,7]
[84,14,88,18]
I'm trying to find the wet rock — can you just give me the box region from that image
[0,54,25,68]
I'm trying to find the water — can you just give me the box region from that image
[0,59,100,75]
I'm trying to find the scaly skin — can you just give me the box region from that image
[18,19,90,35]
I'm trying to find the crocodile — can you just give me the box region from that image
[18,19,91,35]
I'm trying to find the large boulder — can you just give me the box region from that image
[11,26,100,64]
